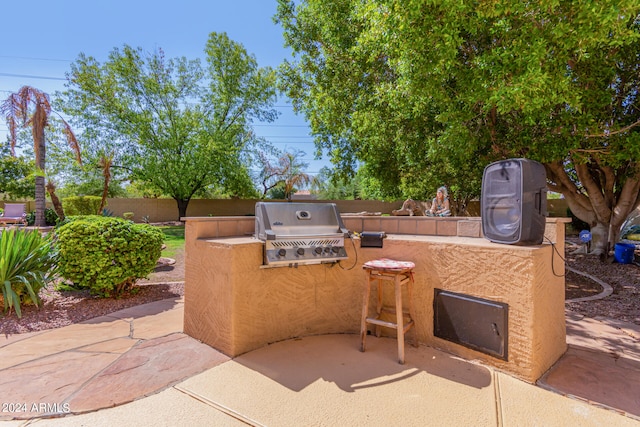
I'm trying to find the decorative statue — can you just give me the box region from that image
[392,198,424,216]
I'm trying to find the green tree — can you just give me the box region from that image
[0,145,35,200]
[1,86,81,226]
[311,166,362,200]
[276,0,640,254]
[59,32,277,219]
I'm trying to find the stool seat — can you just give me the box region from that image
[360,258,416,364]
[363,258,415,272]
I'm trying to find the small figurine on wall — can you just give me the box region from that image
[392,198,424,216]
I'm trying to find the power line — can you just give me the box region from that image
[0,55,72,62]
[0,72,66,81]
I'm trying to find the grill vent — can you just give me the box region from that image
[272,239,343,248]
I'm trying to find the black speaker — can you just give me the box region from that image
[481,158,547,245]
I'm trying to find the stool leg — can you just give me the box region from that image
[407,274,418,348]
[360,271,372,352]
[375,276,383,337]
[395,274,405,364]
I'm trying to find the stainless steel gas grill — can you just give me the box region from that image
[255,202,350,267]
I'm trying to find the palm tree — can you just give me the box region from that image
[1,86,81,226]
[259,149,312,201]
[98,151,114,215]
[280,152,311,201]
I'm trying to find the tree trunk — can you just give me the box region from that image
[546,159,640,257]
[99,177,110,215]
[33,104,47,227]
[588,222,609,256]
[46,181,65,222]
[175,198,190,221]
[34,175,46,227]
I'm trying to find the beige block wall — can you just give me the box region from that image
[183,216,569,383]
[6,197,566,223]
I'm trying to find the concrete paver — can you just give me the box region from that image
[0,297,638,425]
[538,311,640,418]
[177,334,499,427]
[66,333,230,413]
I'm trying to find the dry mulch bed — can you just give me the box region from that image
[564,238,640,325]
[2,236,639,335]
[1,250,185,335]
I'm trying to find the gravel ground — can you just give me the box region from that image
[1,251,185,335]
[564,237,640,325]
[2,237,639,335]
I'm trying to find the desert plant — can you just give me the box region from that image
[0,228,58,317]
[55,216,164,297]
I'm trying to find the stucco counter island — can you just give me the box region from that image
[183,216,569,383]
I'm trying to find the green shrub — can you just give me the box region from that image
[25,208,59,226]
[62,196,103,215]
[55,216,164,297]
[123,212,134,220]
[0,228,58,318]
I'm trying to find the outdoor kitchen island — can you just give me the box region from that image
[182,215,569,383]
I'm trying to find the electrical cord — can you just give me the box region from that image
[544,235,567,278]
[338,231,359,270]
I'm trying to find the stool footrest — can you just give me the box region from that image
[366,317,415,333]
[380,307,411,317]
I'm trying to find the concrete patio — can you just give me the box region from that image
[0,296,638,426]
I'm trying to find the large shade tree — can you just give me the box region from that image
[1,86,81,226]
[59,32,278,219]
[276,0,640,254]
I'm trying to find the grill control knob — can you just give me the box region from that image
[297,248,305,256]
[314,247,323,255]
[332,246,340,254]
[278,249,287,257]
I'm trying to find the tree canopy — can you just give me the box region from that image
[276,0,640,252]
[58,32,278,219]
[0,145,34,200]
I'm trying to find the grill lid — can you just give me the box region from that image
[255,202,349,240]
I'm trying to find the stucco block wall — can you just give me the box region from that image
[184,216,568,383]
[14,197,569,223]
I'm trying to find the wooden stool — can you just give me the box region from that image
[360,258,416,364]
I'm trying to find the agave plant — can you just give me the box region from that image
[0,228,58,318]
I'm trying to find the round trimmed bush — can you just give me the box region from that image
[55,216,164,297]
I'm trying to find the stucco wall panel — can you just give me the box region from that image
[184,217,569,383]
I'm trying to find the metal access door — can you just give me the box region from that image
[433,289,509,360]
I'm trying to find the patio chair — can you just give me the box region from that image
[1,203,26,225]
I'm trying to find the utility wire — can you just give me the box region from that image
[0,55,72,62]
[0,72,66,81]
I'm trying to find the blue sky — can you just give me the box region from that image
[0,0,328,175]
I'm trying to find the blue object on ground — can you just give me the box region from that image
[579,230,592,243]
[614,242,635,264]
